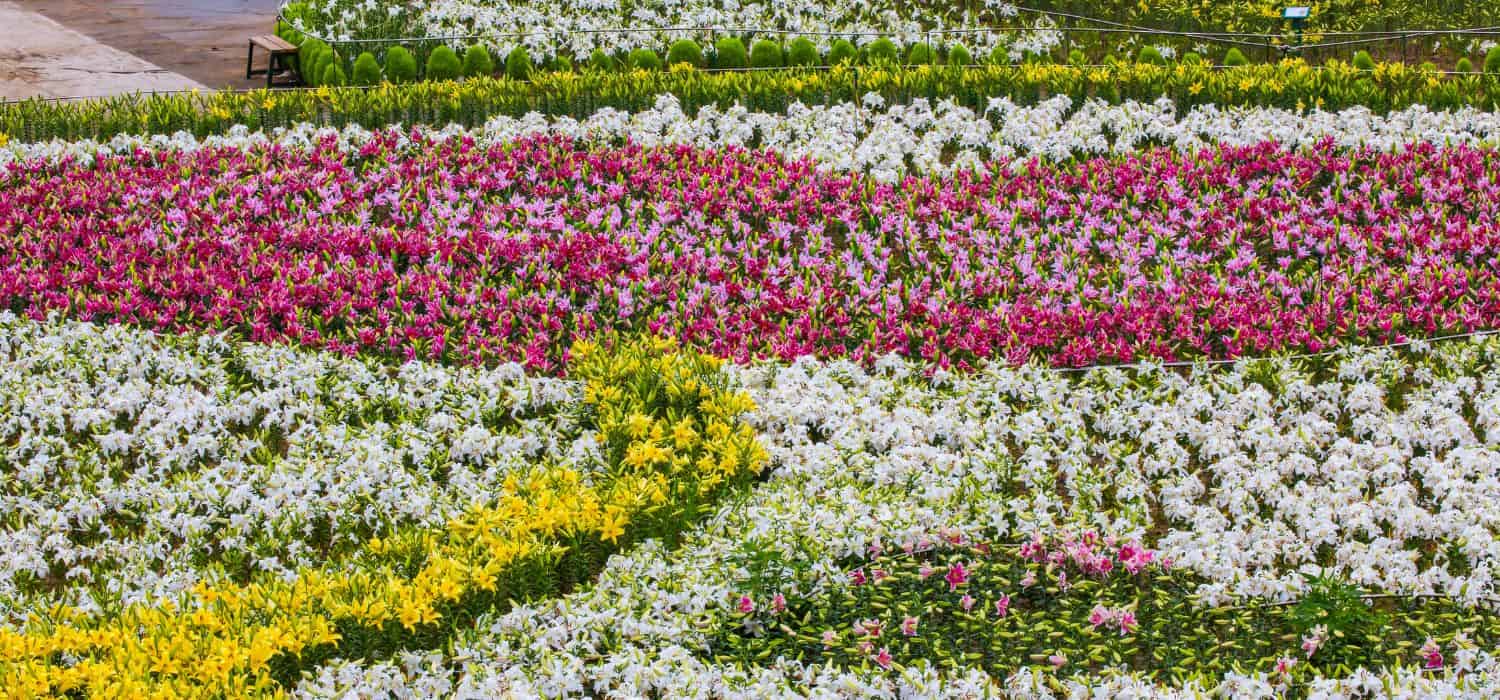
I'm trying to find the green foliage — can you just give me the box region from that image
[1224,47,1249,66]
[1289,575,1387,670]
[667,39,704,68]
[588,49,615,72]
[275,2,313,45]
[313,50,340,88]
[384,46,417,84]
[1181,51,1203,65]
[1457,57,1474,73]
[713,37,748,69]
[749,40,784,68]
[8,61,1499,145]
[462,45,494,78]
[1069,48,1087,65]
[865,38,899,65]
[787,37,819,67]
[906,42,936,66]
[1487,47,1500,74]
[1352,50,1376,71]
[505,46,531,81]
[709,538,1500,681]
[424,45,462,81]
[628,48,663,71]
[351,52,382,86]
[299,38,329,86]
[990,45,1012,65]
[947,44,973,67]
[828,40,857,65]
[1137,45,1165,65]
[320,63,346,87]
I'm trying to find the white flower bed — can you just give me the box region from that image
[6,312,1500,694]
[8,96,1500,182]
[284,336,1500,696]
[288,0,1045,60]
[0,314,587,614]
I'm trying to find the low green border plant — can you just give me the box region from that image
[4,60,1497,144]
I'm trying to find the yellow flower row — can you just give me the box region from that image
[0,336,766,698]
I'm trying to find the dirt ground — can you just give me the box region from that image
[9,0,282,93]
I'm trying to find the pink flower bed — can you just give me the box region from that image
[3,132,1498,370]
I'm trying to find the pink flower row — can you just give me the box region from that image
[3,132,1499,370]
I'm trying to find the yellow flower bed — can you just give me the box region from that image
[0,336,765,698]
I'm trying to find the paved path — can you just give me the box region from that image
[0,1,206,100]
[8,0,281,96]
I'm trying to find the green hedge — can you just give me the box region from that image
[385,46,418,83]
[425,46,462,81]
[3,62,1495,144]
[668,39,704,68]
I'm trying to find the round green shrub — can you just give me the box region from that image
[549,55,573,73]
[787,37,818,67]
[1068,48,1087,65]
[462,45,494,77]
[384,46,418,83]
[1181,51,1203,65]
[828,39,857,65]
[749,39,784,68]
[906,42,936,65]
[298,38,328,84]
[425,45,462,81]
[989,45,1012,65]
[714,37,748,69]
[947,44,972,66]
[1137,46,1165,65]
[667,39,703,67]
[1457,56,1474,73]
[351,51,381,85]
[628,48,663,71]
[321,63,347,86]
[505,46,531,80]
[1224,47,1249,66]
[1420,60,1438,73]
[865,37,898,64]
[588,49,615,72]
[310,50,337,87]
[1352,50,1375,71]
[1486,47,1500,74]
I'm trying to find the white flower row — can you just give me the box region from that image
[297,650,1500,699]
[293,337,1500,696]
[0,314,588,614]
[8,94,1500,182]
[291,0,1046,61]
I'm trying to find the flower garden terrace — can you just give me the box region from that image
[3,130,1500,374]
[8,62,1500,697]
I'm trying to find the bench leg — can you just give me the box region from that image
[267,53,276,89]
[246,40,256,80]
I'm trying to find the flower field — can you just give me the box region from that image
[7,62,1500,698]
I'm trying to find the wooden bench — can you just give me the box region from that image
[246,34,300,89]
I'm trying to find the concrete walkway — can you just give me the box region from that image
[14,0,281,91]
[1,1,204,100]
